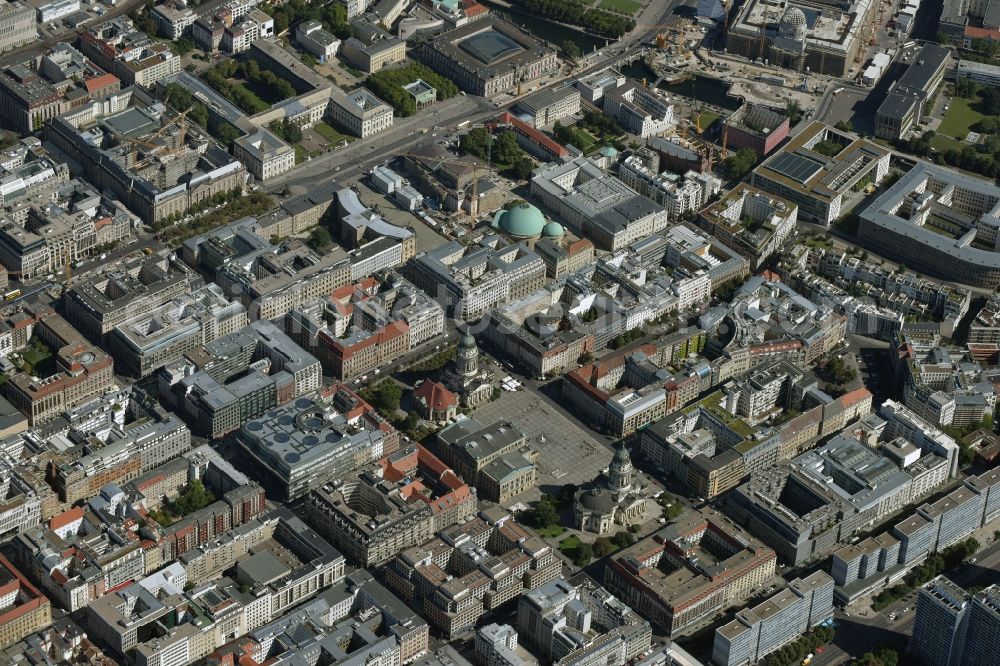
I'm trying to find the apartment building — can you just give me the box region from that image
[602,81,674,138]
[0,554,51,650]
[605,509,776,636]
[383,507,561,638]
[712,572,834,666]
[306,444,475,567]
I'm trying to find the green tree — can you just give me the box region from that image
[531,495,559,528]
[512,156,535,181]
[612,531,635,548]
[786,98,804,125]
[175,37,195,55]
[573,542,594,566]
[170,480,215,516]
[593,537,616,557]
[360,380,403,417]
[459,128,492,160]
[724,148,758,180]
[307,225,332,249]
[835,120,853,132]
[494,131,521,164]
[560,39,582,61]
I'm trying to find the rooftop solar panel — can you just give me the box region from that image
[768,152,824,184]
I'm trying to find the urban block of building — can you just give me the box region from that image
[752,122,890,226]
[728,431,950,565]
[858,161,1000,290]
[46,87,245,224]
[712,572,834,666]
[406,235,546,321]
[726,0,877,77]
[305,443,476,567]
[697,184,798,272]
[531,155,669,251]
[517,578,652,665]
[418,17,557,97]
[829,467,1000,604]
[159,320,322,438]
[604,508,777,636]
[383,506,561,638]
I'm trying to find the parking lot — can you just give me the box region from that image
[473,389,613,505]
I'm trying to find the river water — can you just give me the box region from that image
[484,3,611,53]
[621,62,742,110]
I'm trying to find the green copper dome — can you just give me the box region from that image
[598,145,618,158]
[494,203,545,239]
[459,333,476,349]
[541,221,564,238]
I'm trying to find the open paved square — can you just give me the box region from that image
[473,389,612,503]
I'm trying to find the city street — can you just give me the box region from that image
[263,0,680,198]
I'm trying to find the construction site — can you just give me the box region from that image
[725,0,884,77]
[44,87,247,224]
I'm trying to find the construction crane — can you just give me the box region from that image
[120,107,192,167]
[758,12,768,61]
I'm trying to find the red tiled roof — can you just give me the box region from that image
[414,380,457,411]
[493,112,568,158]
[839,386,872,407]
[49,506,84,531]
[84,73,119,93]
[965,26,1000,40]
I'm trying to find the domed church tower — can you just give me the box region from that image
[456,333,479,379]
[608,443,634,500]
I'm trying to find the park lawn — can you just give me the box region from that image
[535,524,567,538]
[294,144,321,164]
[692,110,720,131]
[20,348,49,367]
[930,133,969,153]
[313,122,352,145]
[573,128,597,153]
[227,80,271,112]
[559,535,582,555]
[599,0,641,13]
[938,97,986,140]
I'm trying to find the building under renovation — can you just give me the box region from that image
[726,0,878,77]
